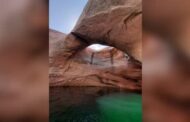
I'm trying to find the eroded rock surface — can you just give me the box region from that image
[49,0,142,91]
[73,0,142,61]
[49,29,141,90]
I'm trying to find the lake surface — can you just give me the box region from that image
[50,87,142,122]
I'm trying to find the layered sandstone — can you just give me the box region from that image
[49,29,141,90]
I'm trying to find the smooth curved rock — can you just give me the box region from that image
[72,0,142,61]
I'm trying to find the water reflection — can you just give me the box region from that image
[50,87,141,122]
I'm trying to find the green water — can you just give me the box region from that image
[98,93,142,122]
[50,87,142,122]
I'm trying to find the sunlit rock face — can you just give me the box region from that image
[49,29,66,61]
[49,29,141,90]
[49,0,142,91]
[72,0,142,62]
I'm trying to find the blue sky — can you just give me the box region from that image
[49,0,88,33]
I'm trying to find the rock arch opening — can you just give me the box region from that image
[49,30,141,90]
[75,43,129,66]
[88,44,109,52]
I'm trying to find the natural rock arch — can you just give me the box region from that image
[49,0,142,91]
[72,0,142,62]
[49,29,141,91]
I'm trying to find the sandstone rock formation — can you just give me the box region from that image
[49,29,141,90]
[49,0,142,91]
[73,0,142,62]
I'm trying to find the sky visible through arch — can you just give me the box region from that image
[49,0,88,34]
